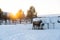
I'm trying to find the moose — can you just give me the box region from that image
[33,20,44,30]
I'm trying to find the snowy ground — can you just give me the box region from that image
[0,24,60,40]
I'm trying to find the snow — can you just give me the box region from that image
[33,18,41,21]
[0,15,60,40]
[0,24,60,40]
[8,30,60,40]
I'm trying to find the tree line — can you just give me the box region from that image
[0,6,37,24]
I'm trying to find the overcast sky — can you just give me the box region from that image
[0,0,60,16]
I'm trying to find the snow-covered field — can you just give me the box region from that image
[0,15,60,40]
[0,24,60,40]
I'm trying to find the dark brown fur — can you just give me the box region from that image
[33,20,44,29]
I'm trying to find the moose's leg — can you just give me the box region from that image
[33,22,38,30]
[41,23,44,30]
[38,26,40,30]
[37,24,40,30]
[33,23,35,29]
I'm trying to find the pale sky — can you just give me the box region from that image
[0,0,60,16]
